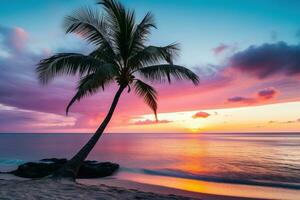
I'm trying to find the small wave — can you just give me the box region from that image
[119,167,146,174]
[0,159,24,165]
[138,168,300,190]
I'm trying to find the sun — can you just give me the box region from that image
[186,121,204,133]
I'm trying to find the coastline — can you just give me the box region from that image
[81,171,300,200]
[79,178,260,200]
[1,170,300,200]
[0,178,258,200]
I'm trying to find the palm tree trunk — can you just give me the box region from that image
[50,86,125,180]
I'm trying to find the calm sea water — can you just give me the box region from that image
[0,133,300,190]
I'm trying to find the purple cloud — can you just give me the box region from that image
[0,25,94,116]
[258,88,277,99]
[227,96,256,104]
[227,88,278,104]
[230,42,300,79]
[0,104,75,132]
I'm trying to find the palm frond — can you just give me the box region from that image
[89,48,119,68]
[64,7,116,57]
[66,69,114,115]
[128,44,179,69]
[36,53,104,84]
[134,79,158,120]
[137,64,199,85]
[66,79,95,116]
[129,12,156,56]
[98,0,125,18]
[97,0,126,29]
[98,0,136,64]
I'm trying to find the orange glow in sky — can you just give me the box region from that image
[112,101,300,133]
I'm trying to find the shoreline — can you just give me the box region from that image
[0,178,258,200]
[79,178,259,200]
[1,172,300,200]
[83,171,300,200]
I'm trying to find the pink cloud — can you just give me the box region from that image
[12,27,28,51]
[192,111,210,119]
[0,26,28,54]
[212,43,230,55]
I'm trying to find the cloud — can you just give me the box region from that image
[192,111,210,119]
[257,88,277,99]
[229,42,300,79]
[281,119,300,124]
[227,88,278,104]
[0,25,107,132]
[133,119,172,125]
[268,118,300,124]
[212,44,230,55]
[227,96,256,104]
[0,26,28,54]
[0,25,97,116]
[283,120,296,124]
[0,42,69,114]
[12,28,28,50]
[0,104,75,132]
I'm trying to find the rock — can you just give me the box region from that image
[77,162,119,178]
[12,162,60,178]
[10,158,119,179]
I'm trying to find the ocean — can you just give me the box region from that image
[1,133,300,197]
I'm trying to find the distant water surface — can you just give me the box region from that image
[1,133,300,190]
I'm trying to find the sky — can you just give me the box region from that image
[0,0,299,133]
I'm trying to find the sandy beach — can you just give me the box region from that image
[0,178,259,200]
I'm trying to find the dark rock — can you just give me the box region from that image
[77,162,119,178]
[10,158,119,179]
[12,162,60,178]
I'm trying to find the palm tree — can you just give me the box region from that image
[36,0,199,180]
